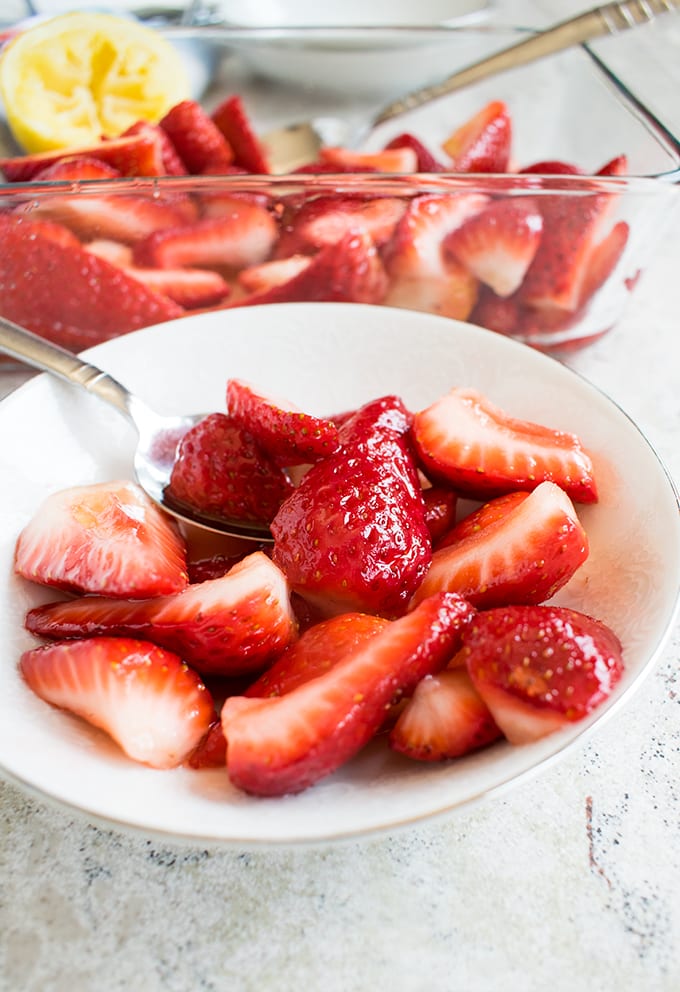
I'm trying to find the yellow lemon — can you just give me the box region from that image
[0,12,191,153]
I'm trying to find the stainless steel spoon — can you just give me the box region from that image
[0,316,273,542]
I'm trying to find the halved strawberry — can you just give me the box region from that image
[211,95,271,174]
[0,132,167,182]
[275,195,406,255]
[577,220,629,308]
[133,207,278,270]
[0,214,184,349]
[437,490,528,548]
[226,378,339,465]
[246,612,390,697]
[15,480,188,598]
[23,218,82,250]
[122,265,231,308]
[31,155,122,182]
[237,255,312,293]
[441,100,512,173]
[317,146,418,173]
[122,120,188,176]
[383,264,479,320]
[271,395,431,618]
[444,197,543,297]
[25,551,298,677]
[389,668,501,760]
[166,413,294,525]
[383,133,447,172]
[462,604,624,742]
[421,486,458,544]
[20,637,214,769]
[159,99,234,174]
[221,591,475,795]
[410,482,588,609]
[411,386,597,503]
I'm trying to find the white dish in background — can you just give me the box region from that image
[0,303,678,846]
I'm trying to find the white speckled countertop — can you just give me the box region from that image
[1,2,679,990]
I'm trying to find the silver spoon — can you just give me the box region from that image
[0,316,273,542]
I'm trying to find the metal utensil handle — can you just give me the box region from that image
[0,316,135,420]
[373,0,679,125]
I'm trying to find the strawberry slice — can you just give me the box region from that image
[383,263,479,321]
[271,395,431,618]
[221,591,475,795]
[275,195,407,255]
[20,637,214,769]
[0,132,167,182]
[237,255,312,293]
[31,156,122,181]
[25,551,298,677]
[226,378,340,465]
[166,413,294,525]
[441,100,512,173]
[246,612,390,698]
[389,668,502,760]
[317,146,418,173]
[122,120,188,176]
[577,220,629,309]
[211,95,270,174]
[519,161,582,175]
[410,482,589,609]
[437,490,528,548]
[15,480,188,598]
[444,198,544,297]
[422,486,458,544]
[122,265,230,308]
[159,99,234,174]
[411,386,598,503]
[133,207,278,270]
[383,133,447,172]
[0,214,183,350]
[462,605,624,742]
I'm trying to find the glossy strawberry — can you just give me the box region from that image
[0,132,166,181]
[226,378,340,465]
[133,208,278,270]
[411,482,589,609]
[462,605,624,742]
[422,486,458,544]
[437,490,528,548]
[441,100,512,173]
[15,480,188,598]
[389,668,502,760]
[317,146,418,173]
[276,195,406,255]
[31,155,122,181]
[412,386,598,503]
[211,94,270,174]
[383,133,447,172]
[159,99,234,174]
[271,396,431,618]
[122,120,188,175]
[221,591,475,795]
[20,637,214,768]
[167,413,294,525]
[25,551,297,677]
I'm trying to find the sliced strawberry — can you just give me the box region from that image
[441,100,512,173]
[271,395,431,618]
[383,263,479,321]
[246,612,390,697]
[389,668,502,760]
[166,413,294,525]
[421,486,458,544]
[25,551,297,677]
[211,95,270,174]
[234,229,388,308]
[23,218,82,250]
[15,480,187,598]
[31,155,122,181]
[159,99,234,174]
[85,239,133,265]
[186,718,227,769]
[276,195,407,255]
[133,207,278,270]
[444,198,544,297]
[0,215,183,349]
[577,220,629,308]
[221,591,475,795]
[597,154,628,176]
[412,386,597,503]
[237,255,312,293]
[462,604,624,742]
[437,490,528,548]
[317,146,418,173]
[226,378,339,465]
[411,482,588,609]
[383,133,447,172]
[0,132,166,182]
[122,120,188,176]
[122,265,231,308]
[519,160,582,175]
[20,637,213,769]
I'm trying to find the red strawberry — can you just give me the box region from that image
[441,100,512,173]
[437,490,528,548]
[15,480,187,598]
[383,262,479,320]
[31,155,122,181]
[317,146,418,173]
[122,120,188,175]
[25,551,298,677]
[166,413,294,525]
[211,95,270,174]
[462,605,624,742]
[133,208,278,270]
[0,214,183,349]
[421,486,458,544]
[444,197,543,297]
[246,612,390,697]
[23,218,82,250]
[411,481,588,609]
[519,161,582,175]
[411,387,597,503]
[383,133,447,172]
[389,668,501,760]
[122,265,230,308]
[20,637,214,769]
[234,229,388,308]
[237,255,312,293]
[159,99,234,174]
[597,155,628,176]
[221,591,475,795]
[271,396,431,618]
[226,378,340,465]
[186,719,227,769]
[0,132,167,181]
[469,286,521,337]
[577,220,629,308]
[276,195,406,255]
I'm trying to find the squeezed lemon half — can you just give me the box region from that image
[0,12,191,153]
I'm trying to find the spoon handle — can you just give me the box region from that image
[0,316,136,420]
[373,0,680,125]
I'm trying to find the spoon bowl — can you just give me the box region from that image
[0,316,273,541]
